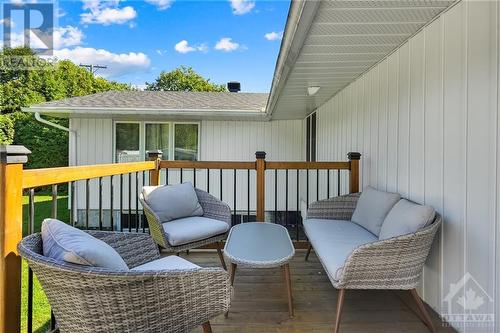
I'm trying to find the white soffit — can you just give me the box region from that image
[269,0,456,120]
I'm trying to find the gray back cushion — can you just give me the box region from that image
[351,186,401,236]
[41,219,128,270]
[379,199,436,240]
[142,182,204,222]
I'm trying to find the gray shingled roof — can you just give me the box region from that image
[30,91,268,112]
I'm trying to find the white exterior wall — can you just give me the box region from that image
[314,1,499,331]
[69,118,304,214]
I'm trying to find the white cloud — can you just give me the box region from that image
[53,26,84,49]
[174,40,208,54]
[264,31,283,41]
[229,0,255,15]
[81,0,137,25]
[52,47,151,78]
[145,0,173,10]
[214,37,240,52]
[0,18,14,28]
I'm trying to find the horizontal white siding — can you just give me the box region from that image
[70,118,304,214]
[314,1,499,331]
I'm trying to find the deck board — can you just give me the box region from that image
[177,251,455,333]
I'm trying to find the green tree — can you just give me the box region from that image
[146,66,226,92]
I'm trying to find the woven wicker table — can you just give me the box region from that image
[224,222,295,317]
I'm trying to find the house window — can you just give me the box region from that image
[114,122,199,162]
[115,123,141,163]
[306,112,316,162]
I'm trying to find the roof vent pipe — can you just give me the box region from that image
[227,81,241,92]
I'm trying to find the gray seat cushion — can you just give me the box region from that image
[131,255,200,271]
[142,182,203,222]
[379,199,436,240]
[162,216,230,246]
[351,186,401,236]
[41,219,128,270]
[303,219,377,282]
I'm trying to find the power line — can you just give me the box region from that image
[79,64,107,74]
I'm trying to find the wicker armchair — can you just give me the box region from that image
[140,187,231,270]
[18,231,231,333]
[306,193,441,333]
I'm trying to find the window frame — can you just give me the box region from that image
[113,120,201,162]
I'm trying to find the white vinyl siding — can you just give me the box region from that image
[313,1,499,331]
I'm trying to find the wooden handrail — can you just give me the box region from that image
[266,161,351,170]
[22,161,156,189]
[159,160,256,170]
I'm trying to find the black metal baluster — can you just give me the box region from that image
[193,168,197,187]
[296,169,299,241]
[142,171,146,232]
[285,169,288,231]
[327,170,330,199]
[180,168,183,183]
[85,179,90,229]
[128,173,132,232]
[120,174,123,232]
[306,169,309,207]
[207,169,210,193]
[165,168,169,185]
[98,177,103,230]
[247,169,250,220]
[27,189,35,333]
[337,169,341,196]
[316,169,319,201]
[219,169,223,201]
[135,172,139,232]
[233,169,237,223]
[51,184,57,330]
[70,181,75,226]
[110,175,114,231]
[274,169,278,223]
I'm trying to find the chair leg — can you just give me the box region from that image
[229,263,237,286]
[410,289,436,333]
[202,321,212,333]
[216,242,227,270]
[334,289,345,333]
[305,244,312,261]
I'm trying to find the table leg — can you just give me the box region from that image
[283,263,294,318]
[229,263,237,286]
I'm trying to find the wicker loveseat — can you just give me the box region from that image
[18,231,231,333]
[140,187,231,270]
[304,190,441,333]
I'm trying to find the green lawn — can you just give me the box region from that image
[21,195,70,333]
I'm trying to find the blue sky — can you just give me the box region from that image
[2,0,290,92]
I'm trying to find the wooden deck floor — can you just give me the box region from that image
[182,250,456,333]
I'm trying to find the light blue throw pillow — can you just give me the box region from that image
[351,186,401,236]
[379,199,436,240]
[41,219,128,270]
[142,182,204,222]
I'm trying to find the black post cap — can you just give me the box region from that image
[0,145,31,164]
[347,152,361,160]
[147,150,163,158]
[255,151,266,159]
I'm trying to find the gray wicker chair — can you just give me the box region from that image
[18,231,231,333]
[305,193,442,333]
[140,187,231,270]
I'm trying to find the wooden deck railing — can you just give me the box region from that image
[0,145,360,333]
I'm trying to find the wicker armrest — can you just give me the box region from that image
[307,192,361,220]
[335,215,442,290]
[87,230,161,268]
[195,188,232,226]
[140,195,170,249]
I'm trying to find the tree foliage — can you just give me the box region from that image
[0,47,131,168]
[146,66,226,92]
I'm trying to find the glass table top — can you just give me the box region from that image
[224,222,294,264]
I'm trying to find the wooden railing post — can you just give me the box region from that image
[347,152,361,193]
[147,150,162,186]
[0,145,31,333]
[255,151,266,221]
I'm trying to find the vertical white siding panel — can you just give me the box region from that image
[387,51,399,193]
[398,43,411,197]
[378,59,389,191]
[423,17,444,311]
[370,68,380,188]
[363,73,371,188]
[466,1,497,326]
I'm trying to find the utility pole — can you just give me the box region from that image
[79,64,107,74]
